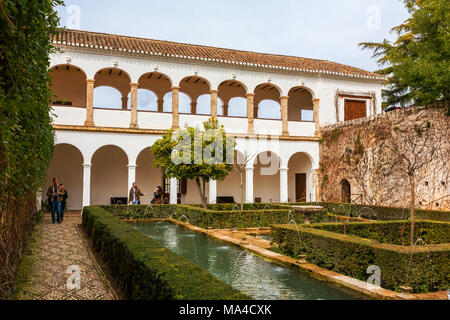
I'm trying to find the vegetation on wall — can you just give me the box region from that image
[360,0,450,113]
[0,0,62,297]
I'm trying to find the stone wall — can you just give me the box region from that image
[318,104,449,210]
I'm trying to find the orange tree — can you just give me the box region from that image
[151,118,235,208]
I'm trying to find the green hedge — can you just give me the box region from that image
[101,204,330,228]
[271,224,450,293]
[82,206,250,300]
[312,221,450,245]
[295,202,450,221]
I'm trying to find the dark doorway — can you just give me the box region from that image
[341,179,351,203]
[295,173,307,202]
[344,100,366,121]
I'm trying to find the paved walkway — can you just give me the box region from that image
[18,213,117,300]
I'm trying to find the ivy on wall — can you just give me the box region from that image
[0,0,63,297]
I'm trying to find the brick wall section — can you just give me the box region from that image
[318,104,449,210]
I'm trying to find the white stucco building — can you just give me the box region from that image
[44,29,385,210]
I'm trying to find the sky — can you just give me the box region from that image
[56,0,410,72]
[55,1,410,112]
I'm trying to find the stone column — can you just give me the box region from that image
[84,79,95,126]
[130,83,139,128]
[157,99,164,113]
[190,101,197,114]
[246,93,255,134]
[245,166,254,203]
[208,180,217,204]
[121,97,128,110]
[127,164,137,202]
[171,87,180,129]
[82,164,92,208]
[313,98,320,136]
[280,96,289,136]
[280,167,289,203]
[223,104,229,117]
[210,90,219,119]
[170,178,178,204]
[314,169,321,202]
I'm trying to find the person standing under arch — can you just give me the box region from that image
[129,182,146,205]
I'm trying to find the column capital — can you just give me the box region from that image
[210,89,219,94]
[279,167,289,172]
[171,86,180,91]
[130,82,139,88]
[245,166,254,171]
[246,93,255,98]
[312,98,320,103]
[280,96,289,100]
[127,164,137,169]
[83,163,92,168]
[86,79,95,84]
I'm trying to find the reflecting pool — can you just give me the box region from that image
[132,221,365,300]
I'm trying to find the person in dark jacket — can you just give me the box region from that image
[151,186,163,204]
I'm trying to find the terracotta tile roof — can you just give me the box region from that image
[52,29,385,81]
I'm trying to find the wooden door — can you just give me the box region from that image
[295,173,307,202]
[341,180,351,203]
[344,100,367,121]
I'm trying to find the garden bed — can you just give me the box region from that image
[294,202,450,221]
[101,204,330,229]
[271,221,450,293]
[82,206,250,300]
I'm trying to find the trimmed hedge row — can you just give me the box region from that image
[82,206,250,300]
[296,202,450,221]
[101,204,330,228]
[312,221,450,245]
[271,224,450,293]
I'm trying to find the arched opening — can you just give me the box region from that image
[254,83,281,120]
[91,145,128,205]
[49,64,87,107]
[93,86,122,109]
[43,144,84,211]
[227,97,247,117]
[217,150,247,204]
[288,152,313,203]
[94,68,131,109]
[257,100,281,119]
[127,89,158,111]
[288,87,314,121]
[179,76,211,115]
[135,147,163,204]
[218,80,247,117]
[253,151,280,203]
[138,72,172,112]
[163,91,192,113]
[196,94,224,115]
[341,179,351,203]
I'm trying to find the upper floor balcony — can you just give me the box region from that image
[49,65,319,138]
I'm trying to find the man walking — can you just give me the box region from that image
[47,178,63,224]
[129,182,146,205]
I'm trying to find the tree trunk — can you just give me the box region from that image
[195,177,208,209]
[410,173,415,247]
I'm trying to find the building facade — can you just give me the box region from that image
[44,29,385,210]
